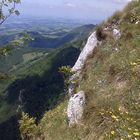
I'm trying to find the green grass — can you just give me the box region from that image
[77,36,140,139]
[37,98,94,140]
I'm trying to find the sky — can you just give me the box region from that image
[18,0,131,23]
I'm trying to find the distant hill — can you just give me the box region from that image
[28,24,96,48]
[0,20,96,49]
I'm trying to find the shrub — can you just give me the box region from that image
[19,112,37,140]
[59,66,72,76]
[59,65,72,89]
[96,26,107,41]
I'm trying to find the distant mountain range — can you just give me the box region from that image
[28,24,95,48]
[0,22,95,49]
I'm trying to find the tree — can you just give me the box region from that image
[0,0,22,55]
[0,0,21,25]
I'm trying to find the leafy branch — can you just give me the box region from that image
[0,0,20,25]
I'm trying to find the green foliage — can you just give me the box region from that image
[59,65,72,89]
[0,0,21,25]
[0,33,32,56]
[0,46,12,56]
[19,112,37,140]
[59,65,72,77]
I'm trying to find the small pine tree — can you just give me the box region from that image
[19,112,37,140]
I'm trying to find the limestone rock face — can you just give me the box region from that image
[67,30,100,126]
[68,81,75,96]
[67,31,98,125]
[72,31,98,73]
[67,91,85,126]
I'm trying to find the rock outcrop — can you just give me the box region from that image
[67,91,85,126]
[72,31,98,74]
[113,28,121,40]
[67,26,121,126]
[67,31,99,126]
[69,31,98,96]
[68,31,98,96]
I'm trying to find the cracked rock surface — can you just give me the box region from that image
[72,31,98,73]
[67,91,85,126]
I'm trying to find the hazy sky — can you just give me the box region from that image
[18,0,131,22]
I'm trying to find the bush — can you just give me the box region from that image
[59,65,72,89]
[19,112,37,140]
[96,26,107,41]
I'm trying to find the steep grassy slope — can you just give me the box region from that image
[34,1,140,140]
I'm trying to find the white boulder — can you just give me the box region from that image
[113,28,121,40]
[67,91,85,126]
